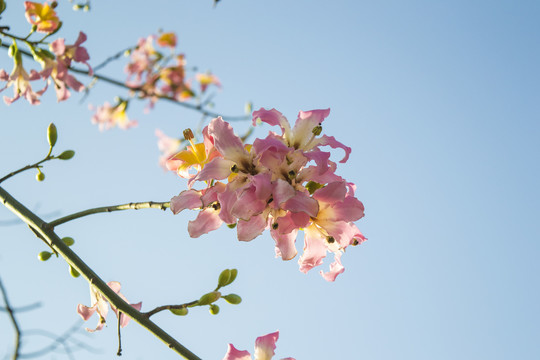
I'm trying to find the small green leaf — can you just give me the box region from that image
[58,150,75,160]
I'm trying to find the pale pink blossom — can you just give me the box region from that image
[0,58,46,105]
[223,331,295,360]
[90,101,137,131]
[77,281,142,332]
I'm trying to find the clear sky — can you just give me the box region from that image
[1,1,539,359]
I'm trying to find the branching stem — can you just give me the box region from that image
[0,186,201,360]
[0,275,22,360]
[48,201,170,228]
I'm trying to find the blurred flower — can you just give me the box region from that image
[90,100,137,131]
[155,129,182,170]
[0,52,45,105]
[24,1,60,33]
[196,72,221,93]
[77,281,142,332]
[223,331,295,360]
[157,32,177,48]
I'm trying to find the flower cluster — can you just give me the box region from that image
[0,32,92,105]
[77,281,141,332]
[223,331,294,360]
[169,108,366,281]
[124,32,221,103]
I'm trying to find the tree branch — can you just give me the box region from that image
[48,201,170,228]
[0,275,22,360]
[0,186,201,360]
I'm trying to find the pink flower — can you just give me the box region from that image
[24,1,60,33]
[170,110,366,281]
[90,100,137,131]
[77,281,142,332]
[50,32,93,75]
[0,54,46,105]
[223,331,295,360]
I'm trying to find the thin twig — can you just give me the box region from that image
[143,300,198,318]
[116,312,122,356]
[0,302,41,313]
[0,157,52,185]
[0,186,201,360]
[0,276,22,360]
[48,201,170,228]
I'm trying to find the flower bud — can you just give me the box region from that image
[217,269,231,288]
[51,1,58,8]
[36,170,45,182]
[0,0,6,15]
[228,268,238,284]
[198,291,221,305]
[61,237,75,246]
[47,123,57,148]
[170,308,188,316]
[38,251,52,261]
[58,150,75,160]
[223,294,242,305]
[69,265,80,278]
[209,304,220,315]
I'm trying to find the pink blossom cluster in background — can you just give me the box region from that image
[124,32,221,105]
[169,108,366,281]
[0,32,92,105]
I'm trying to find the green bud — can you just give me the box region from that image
[69,265,80,278]
[47,123,58,148]
[0,0,6,15]
[58,150,75,160]
[31,24,37,33]
[8,43,16,58]
[305,181,324,195]
[61,237,75,246]
[227,223,237,229]
[223,294,242,305]
[170,307,188,316]
[227,269,238,285]
[198,291,221,305]
[209,304,220,315]
[217,269,231,288]
[36,170,45,182]
[38,251,52,261]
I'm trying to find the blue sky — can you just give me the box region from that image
[1,1,539,359]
